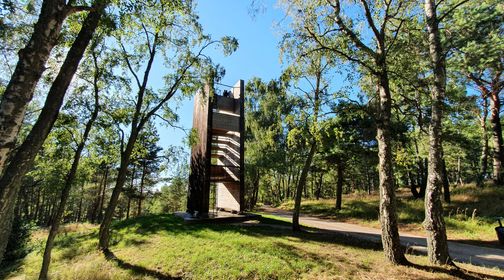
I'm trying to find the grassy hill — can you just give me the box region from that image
[1,214,502,279]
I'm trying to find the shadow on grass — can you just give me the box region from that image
[111,214,385,254]
[56,231,99,260]
[297,200,380,221]
[407,262,503,280]
[451,239,504,249]
[103,249,181,280]
[108,214,502,280]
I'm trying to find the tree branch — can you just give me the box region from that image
[438,0,470,22]
[326,0,376,57]
[153,113,188,135]
[359,0,381,41]
[119,41,142,89]
[304,27,377,74]
[65,5,93,16]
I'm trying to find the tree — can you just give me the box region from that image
[0,0,92,175]
[282,52,332,231]
[320,102,377,209]
[281,0,412,264]
[39,36,107,279]
[423,0,453,265]
[448,0,504,184]
[244,78,293,209]
[0,0,108,264]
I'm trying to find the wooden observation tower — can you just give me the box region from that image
[187,80,245,216]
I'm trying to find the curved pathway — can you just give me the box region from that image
[259,206,504,270]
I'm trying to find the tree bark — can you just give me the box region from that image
[0,0,73,175]
[478,95,489,186]
[418,159,428,198]
[456,156,463,186]
[441,157,450,204]
[38,61,100,279]
[0,2,105,264]
[97,166,108,222]
[335,161,344,210]
[489,89,504,184]
[126,196,131,219]
[126,165,135,220]
[376,69,407,265]
[423,0,452,265]
[77,181,84,222]
[137,161,147,216]
[292,141,316,231]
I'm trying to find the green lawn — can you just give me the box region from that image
[1,214,502,279]
[278,184,504,246]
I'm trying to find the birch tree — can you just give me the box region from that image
[281,0,413,264]
[0,0,92,175]
[0,0,108,264]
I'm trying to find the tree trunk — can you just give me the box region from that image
[335,161,344,210]
[99,129,139,251]
[77,182,84,222]
[409,171,420,199]
[456,156,463,186]
[489,89,504,184]
[292,141,316,231]
[423,0,452,265]
[376,69,407,265]
[126,165,135,220]
[316,172,323,200]
[0,3,105,264]
[418,159,428,197]
[0,0,72,175]
[126,197,131,220]
[38,70,100,279]
[97,167,108,222]
[137,162,147,216]
[367,172,372,195]
[89,178,101,224]
[286,168,292,199]
[34,187,41,221]
[441,157,450,204]
[478,95,489,186]
[414,139,424,196]
[251,170,260,209]
[38,194,45,224]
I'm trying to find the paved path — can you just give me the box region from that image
[259,207,504,270]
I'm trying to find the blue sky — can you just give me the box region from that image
[157,0,286,150]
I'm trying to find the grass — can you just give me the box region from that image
[1,214,503,279]
[277,184,504,246]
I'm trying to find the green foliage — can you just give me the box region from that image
[2,215,32,266]
[447,0,504,74]
[148,177,187,214]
